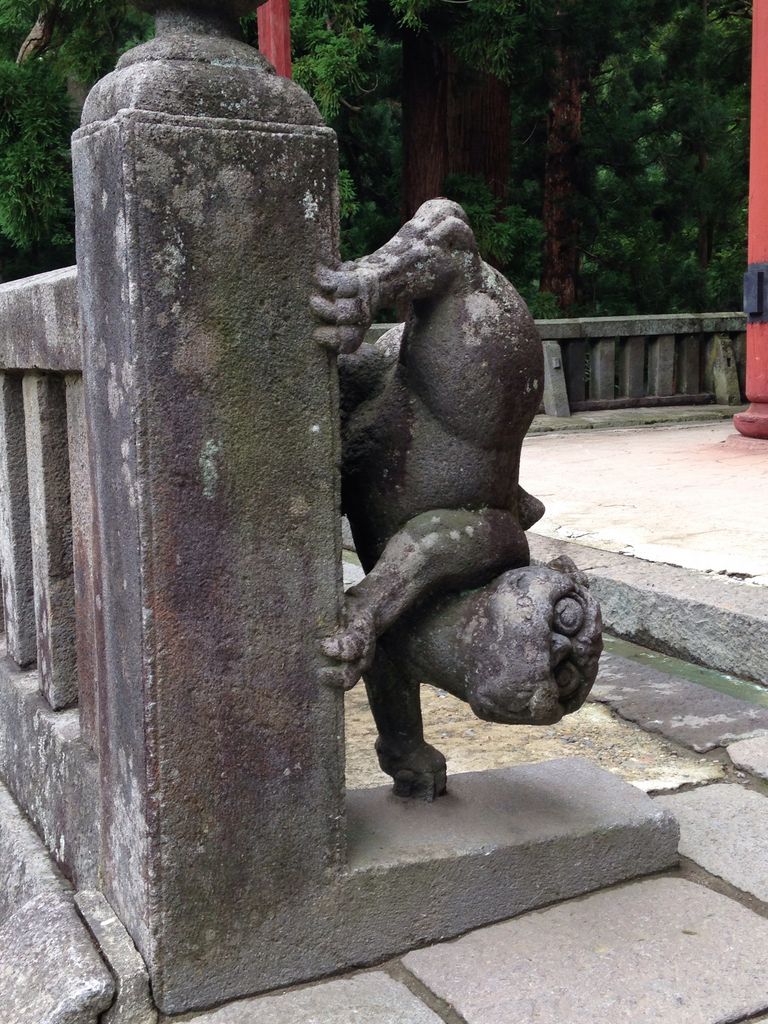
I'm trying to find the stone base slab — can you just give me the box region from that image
[176,758,678,1013]
[165,974,442,1024]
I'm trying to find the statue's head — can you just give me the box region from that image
[463,558,602,726]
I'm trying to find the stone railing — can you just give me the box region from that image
[370,313,747,417]
[0,268,94,724]
[0,266,101,889]
[537,313,746,416]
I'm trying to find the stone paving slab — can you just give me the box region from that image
[728,735,768,779]
[655,784,768,902]
[591,652,768,752]
[529,405,739,434]
[166,972,442,1023]
[0,892,115,1024]
[522,421,768,580]
[402,877,768,1024]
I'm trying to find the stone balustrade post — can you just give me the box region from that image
[71,4,344,1011]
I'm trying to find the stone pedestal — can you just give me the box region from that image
[72,12,344,1012]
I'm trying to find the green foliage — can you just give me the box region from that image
[0,0,751,320]
[577,0,749,314]
[291,0,749,316]
[0,0,151,281]
[0,57,72,251]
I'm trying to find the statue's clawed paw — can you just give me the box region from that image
[319,608,376,691]
[376,740,447,802]
[311,264,378,354]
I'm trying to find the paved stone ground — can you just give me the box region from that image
[729,735,768,779]
[185,643,768,1023]
[521,420,768,582]
[657,784,768,902]
[402,878,768,1024]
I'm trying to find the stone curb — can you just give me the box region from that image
[0,781,117,1024]
[528,534,768,686]
[76,891,158,1024]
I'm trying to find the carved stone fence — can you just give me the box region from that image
[536,313,747,417]
[0,266,101,873]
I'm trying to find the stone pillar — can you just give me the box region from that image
[72,4,344,1012]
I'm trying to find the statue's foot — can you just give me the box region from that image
[376,740,447,802]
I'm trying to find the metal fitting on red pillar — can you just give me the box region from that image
[258,0,292,78]
[735,0,768,439]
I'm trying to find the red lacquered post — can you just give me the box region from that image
[735,0,768,438]
[257,0,292,78]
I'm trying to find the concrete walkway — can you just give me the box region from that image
[521,419,768,583]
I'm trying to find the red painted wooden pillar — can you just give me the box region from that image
[735,0,768,438]
[257,0,292,78]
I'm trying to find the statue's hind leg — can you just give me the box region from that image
[363,643,447,801]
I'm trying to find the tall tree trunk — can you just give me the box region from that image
[541,35,583,310]
[401,30,450,220]
[697,147,714,269]
[446,59,511,203]
[401,30,511,220]
[696,0,712,270]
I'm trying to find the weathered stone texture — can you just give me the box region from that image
[0,779,68,923]
[592,651,768,752]
[647,333,675,395]
[0,893,115,1024]
[705,333,742,405]
[656,784,768,902]
[76,891,157,1024]
[169,973,442,1024]
[728,735,768,779]
[542,338,570,416]
[73,34,343,1012]
[403,878,768,1024]
[22,371,78,709]
[618,335,645,397]
[65,374,98,749]
[0,641,99,888]
[130,758,674,1014]
[0,266,80,373]
[209,758,675,1002]
[589,338,616,399]
[0,372,36,666]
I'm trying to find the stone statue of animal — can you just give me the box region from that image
[312,199,602,800]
